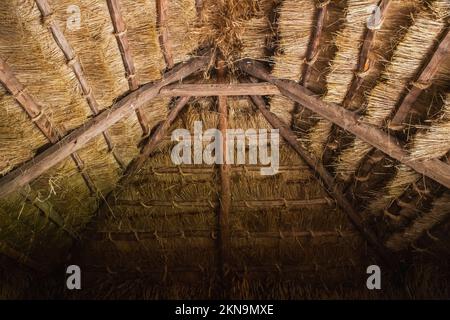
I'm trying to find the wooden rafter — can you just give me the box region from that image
[113,198,330,209]
[35,0,126,170]
[91,230,356,241]
[156,0,174,68]
[0,56,210,199]
[301,0,329,87]
[160,83,281,97]
[217,59,231,288]
[343,0,391,106]
[107,0,150,136]
[249,93,393,263]
[238,59,450,190]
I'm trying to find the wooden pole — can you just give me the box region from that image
[159,83,281,97]
[156,0,174,68]
[238,59,450,190]
[301,0,329,87]
[107,0,150,136]
[217,59,231,292]
[249,93,394,263]
[0,56,209,199]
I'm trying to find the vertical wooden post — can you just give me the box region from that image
[217,59,231,295]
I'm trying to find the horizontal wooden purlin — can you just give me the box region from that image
[83,263,357,278]
[0,240,46,272]
[139,165,312,175]
[113,198,331,209]
[0,56,210,199]
[159,83,281,97]
[238,59,450,190]
[91,230,356,241]
[1,59,91,233]
[0,58,59,143]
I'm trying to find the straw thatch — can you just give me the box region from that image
[336,1,450,181]
[0,0,450,300]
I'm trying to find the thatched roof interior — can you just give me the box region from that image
[0,0,449,299]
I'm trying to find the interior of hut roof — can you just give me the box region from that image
[0,0,449,300]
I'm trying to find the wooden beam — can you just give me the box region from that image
[238,59,450,190]
[249,92,393,263]
[301,0,329,87]
[156,0,174,68]
[0,57,96,195]
[35,0,126,170]
[91,230,356,241]
[343,0,391,106]
[0,56,210,199]
[390,28,450,130]
[107,0,150,136]
[113,198,330,209]
[159,83,281,97]
[217,60,231,286]
[0,240,46,272]
[83,263,357,278]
